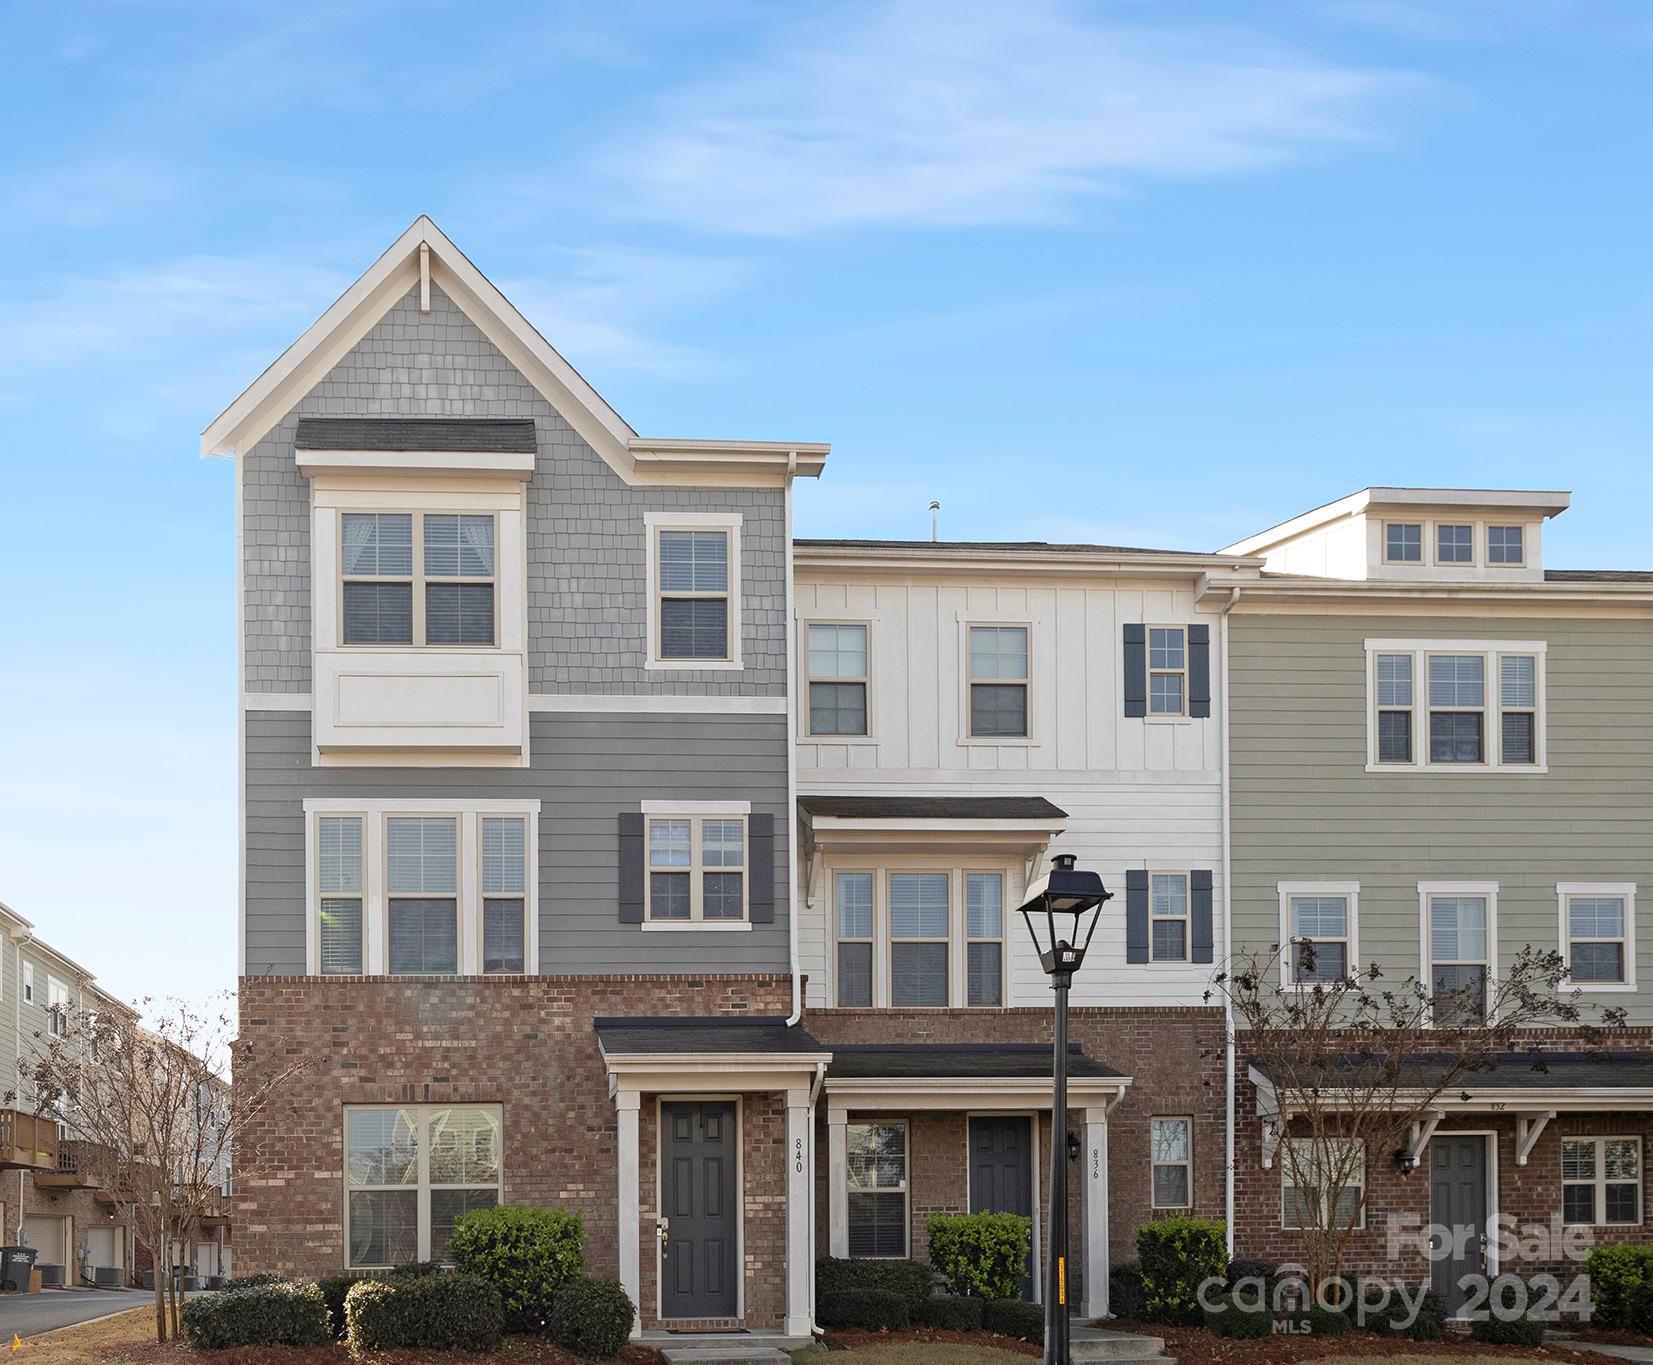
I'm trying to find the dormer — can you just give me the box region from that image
[1222,488,1570,584]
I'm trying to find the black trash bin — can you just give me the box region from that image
[0,1246,38,1292]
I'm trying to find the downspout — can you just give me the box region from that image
[785,453,804,1027]
[15,930,30,1245]
[1219,587,1241,1259]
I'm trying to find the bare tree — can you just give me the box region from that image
[17,993,307,1341]
[1210,942,1623,1293]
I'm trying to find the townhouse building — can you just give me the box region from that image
[1216,489,1653,1310]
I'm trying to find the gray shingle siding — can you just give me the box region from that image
[245,710,792,978]
[241,283,786,696]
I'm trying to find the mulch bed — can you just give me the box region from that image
[1108,1319,1635,1365]
[818,1327,1041,1357]
[102,1338,665,1365]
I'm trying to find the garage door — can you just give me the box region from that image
[87,1226,123,1271]
[22,1215,68,1266]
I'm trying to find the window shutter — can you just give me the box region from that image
[1125,869,1149,964]
[1123,624,1147,718]
[618,812,645,924]
[1188,624,1212,718]
[1191,869,1214,964]
[748,813,775,924]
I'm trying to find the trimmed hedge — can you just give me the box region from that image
[182,1281,332,1350]
[1202,1292,1272,1339]
[1470,1277,1546,1346]
[926,1211,1031,1301]
[982,1297,1043,1344]
[917,1295,985,1330]
[816,1257,933,1313]
[1108,1263,1146,1320]
[547,1276,635,1359]
[1588,1244,1653,1329]
[1138,1217,1228,1324]
[448,1204,586,1331]
[218,1272,283,1292]
[819,1288,910,1331]
[1367,1287,1445,1340]
[319,1274,366,1337]
[1287,1306,1351,1337]
[344,1272,504,1353]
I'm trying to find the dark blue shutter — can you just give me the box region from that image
[748,813,775,923]
[1125,869,1149,964]
[1188,624,1212,719]
[1123,624,1147,718]
[1191,870,1214,964]
[618,812,644,924]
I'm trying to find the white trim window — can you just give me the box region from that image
[645,514,742,668]
[46,978,70,1037]
[341,512,496,647]
[807,623,869,737]
[967,626,1029,738]
[1384,521,1422,563]
[1562,1137,1642,1227]
[344,1104,502,1267]
[318,816,365,974]
[1282,1137,1365,1230]
[23,962,34,1005]
[1560,884,1636,991]
[846,1121,908,1258]
[1365,641,1546,770]
[387,817,460,974]
[1280,884,1358,985]
[1436,523,1474,564]
[1151,1117,1193,1209]
[834,872,874,1007]
[966,873,1005,1007]
[1148,627,1187,716]
[1426,889,1492,1025]
[1488,525,1526,565]
[1150,873,1190,963]
[648,815,747,923]
[890,872,950,1006]
[480,817,527,974]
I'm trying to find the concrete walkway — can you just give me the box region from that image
[1549,1335,1653,1363]
[0,1289,155,1338]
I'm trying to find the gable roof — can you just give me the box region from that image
[202,216,827,485]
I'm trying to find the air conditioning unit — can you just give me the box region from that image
[93,1266,123,1289]
[38,1262,64,1288]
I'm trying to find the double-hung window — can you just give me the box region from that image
[1282,1138,1365,1229]
[1151,1117,1193,1209]
[1561,885,1635,989]
[1427,890,1490,1025]
[1150,873,1190,962]
[481,817,527,973]
[846,1121,908,1257]
[966,873,1005,1007]
[647,816,746,922]
[1285,888,1354,985]
[1562,1137,1641,1226]
[1148,628,1187,716]
[341,513,495,647]
[46,978,70,1037]
[889,873,949,1006]
[345,1105,501,1267]
[808,624,869,736]
[22,963,32,1004]
[656,529,731,662]
[835,873,874,1006]
[1500,655,1538,764]
[1375,654,1414,763]
[967,626,1028,737]
[1428,654,1485,762]
[319,816,365,974]
[1367,642,1544,769]
[387,817,459,974]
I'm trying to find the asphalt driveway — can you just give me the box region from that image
[0,1288,155,1337]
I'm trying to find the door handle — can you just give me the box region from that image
[656,1218,669,1249]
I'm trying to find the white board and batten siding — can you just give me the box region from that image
[795,573,1226,1010]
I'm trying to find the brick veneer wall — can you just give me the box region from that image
[235,974,792,1328]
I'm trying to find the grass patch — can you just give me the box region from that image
[18,1309,156,1365]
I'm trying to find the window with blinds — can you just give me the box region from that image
[846,1122,908,1258]
[341,513,495,648]
[481,817,525,974]
[387,818,459,974]
[319,815,364,975]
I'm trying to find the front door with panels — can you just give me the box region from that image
[661,1101,738,1320]
[1429,1135,1489,1316]
[969,1116,1034,1299]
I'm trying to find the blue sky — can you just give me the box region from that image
[1,0,1649,1005]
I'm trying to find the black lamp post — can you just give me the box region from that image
[1017,854,1112,1365]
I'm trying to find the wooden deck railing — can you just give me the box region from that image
[0,1109,60,1171]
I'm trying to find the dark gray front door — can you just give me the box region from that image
[1429,1135,1488,1316]
[970,1116,1034,1299]
[661,1101,738,1319]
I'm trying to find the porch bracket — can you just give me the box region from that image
[1406,1110,1445,1165]
[1516,1110,1556,1166]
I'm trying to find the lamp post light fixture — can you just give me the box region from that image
[1017,853,1112,1365]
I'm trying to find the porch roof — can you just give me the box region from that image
[595,1015,826,1057]
[294,417,538,452]
[1250,1049,1653,1093]
[798,795,1067,823]
[827,1042,1120,1081]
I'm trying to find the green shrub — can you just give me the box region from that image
[1137,1217,1228,1324]
[1287,1305,1351,1336]
[344,1272,504,1353]
[1588,1244,1653,1328]
[1109,1263,1146,1320]
[917,1295,985,1330]
[982,1297,1043,1344]
[547,1276,635,1359]
[447,1204,586,1331]
[319,1273,369,1337]
[392,1260,447,1278]
[218,1271,283,1292]
[925,1211,1031,1301]
[1366,1286,1444,1340]
[1471,1310,1546,1346]
[818,1288,910,1331]
[816,1257,933,1313]
[182,1281,331,1349]
[1202,1292,1273,1339]
[1467,1276,1547,1346]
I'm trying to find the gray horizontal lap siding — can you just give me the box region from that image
[1229,613,1653,1020]
[244,710,792,978]
[242,282,786,696]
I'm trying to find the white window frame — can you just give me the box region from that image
[1434,522,1475,565]
[385,813,462,977]
[303,799,541,975]
[1382,521,1424,564]
[343,1103,503,1267]
[1558,883,1637,993]
[1146,625,1189,720]
[643,512,743,671]
[803,620,873,740]
[317,814,366,976]
[46,977,70,1037]
[1150,1116,1193,1210]
[1561,1136,1643,1228]
[1419,881,1498,1026]
[1148,871,1192,964]
[1281,1137,1366,1230]
[1487,524,1527,566]
[338,510,500,650]
[832,870,876,1007]
[1364,640,1547,772]
[1277,882,1360,988]
[845,1119,909,1259]
[640,801,752,930]
[963,621,1033,743]
[22,962,33,1005]
[479,814,530,975]
[965,871,1007,1008]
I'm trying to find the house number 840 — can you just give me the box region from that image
[794,1137,805,1174]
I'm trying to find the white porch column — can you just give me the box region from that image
[1082,1105,1111,1320]
[786,1088,814,1338]
[616,1091,642,1339]
[827,1102,849,1257]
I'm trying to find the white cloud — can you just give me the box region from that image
[607,0,1409,235]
